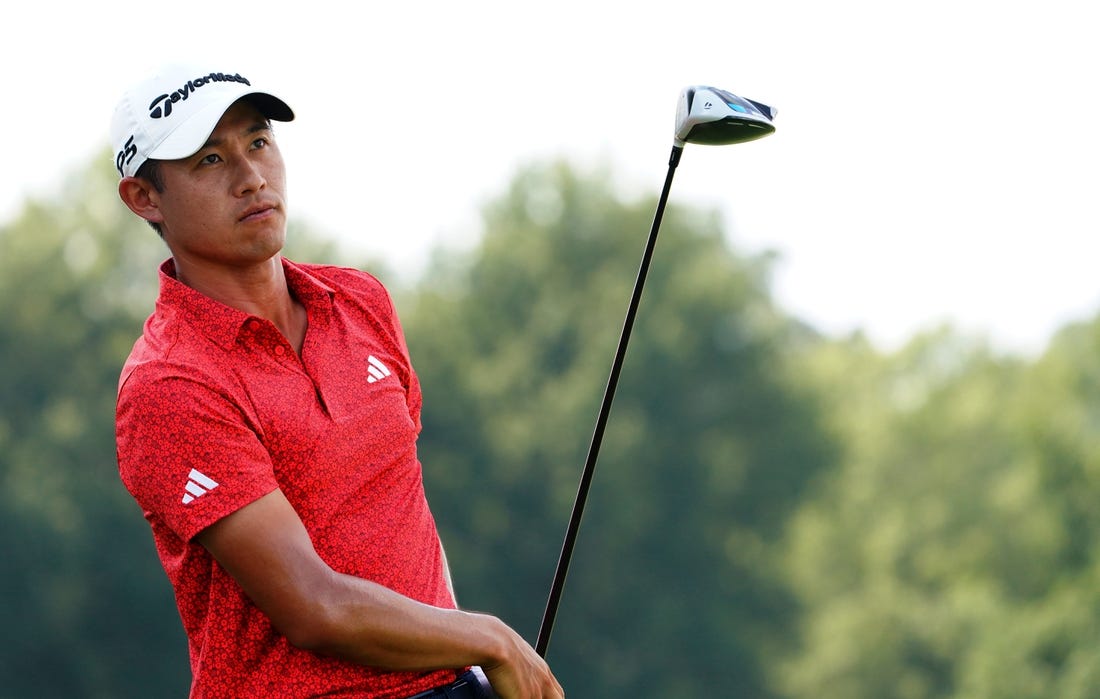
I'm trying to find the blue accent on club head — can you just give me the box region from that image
[728,102,748,113]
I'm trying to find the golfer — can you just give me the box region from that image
[112,65,563,699]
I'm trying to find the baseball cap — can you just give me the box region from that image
[110,65,294,178]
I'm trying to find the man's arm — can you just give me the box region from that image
[195,489,562,698]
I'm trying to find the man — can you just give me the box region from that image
[112,65,563,699]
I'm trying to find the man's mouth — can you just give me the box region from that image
[239,204,276,223]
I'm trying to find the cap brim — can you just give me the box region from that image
[146,91,294,162]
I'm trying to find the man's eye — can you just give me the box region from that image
[201,154,222,165]
[252,137,269,149]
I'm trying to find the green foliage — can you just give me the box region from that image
[0,153,187,696]
[782,325,1100,699]
[406,160,836,697]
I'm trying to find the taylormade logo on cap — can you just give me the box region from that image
[147,72,252,119]
[110,66,293,178]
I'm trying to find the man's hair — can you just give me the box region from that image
[135,159,165,237]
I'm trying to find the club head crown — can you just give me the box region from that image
[674,86,776,147]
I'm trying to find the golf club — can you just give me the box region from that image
[534,86,777,658]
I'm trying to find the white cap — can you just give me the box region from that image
[110,65,294,178]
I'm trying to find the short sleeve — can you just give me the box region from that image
[116,363,280,542]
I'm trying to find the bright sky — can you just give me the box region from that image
[5,0,1096,355]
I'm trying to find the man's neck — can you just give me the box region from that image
[174,254,307,353]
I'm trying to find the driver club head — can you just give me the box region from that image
[674,86,777,147]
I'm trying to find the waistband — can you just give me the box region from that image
[406,668,494,699]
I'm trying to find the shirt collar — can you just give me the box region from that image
[156,257,336,351]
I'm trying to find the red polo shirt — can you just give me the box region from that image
[116,258,460,698]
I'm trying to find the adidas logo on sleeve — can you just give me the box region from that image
[182,469,219,505]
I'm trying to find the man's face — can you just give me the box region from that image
[151,99,288,269]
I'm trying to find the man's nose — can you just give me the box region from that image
[233,157,267,196]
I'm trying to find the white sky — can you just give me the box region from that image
[5,0,1097,355]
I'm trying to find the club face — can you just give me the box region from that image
[674,86,776,146]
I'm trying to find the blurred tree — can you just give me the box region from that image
[781,324,1100,699]
[404,160,838,698]
[0,154,186,696]
[956,317,1100,698]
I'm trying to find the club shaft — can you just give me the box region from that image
[535,144,684,657]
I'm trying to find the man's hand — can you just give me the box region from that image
[477,617,564,699]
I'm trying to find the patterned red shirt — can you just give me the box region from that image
[116,258,461,698]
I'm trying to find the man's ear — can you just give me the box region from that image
[118,177,165,226]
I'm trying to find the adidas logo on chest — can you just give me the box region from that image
[366,355,392,384]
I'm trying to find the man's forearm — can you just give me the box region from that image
[292,569,507,672]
